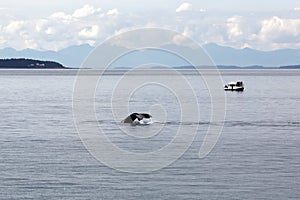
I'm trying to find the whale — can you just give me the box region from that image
[123,113,152,125]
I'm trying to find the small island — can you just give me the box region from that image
[0,58,66,69]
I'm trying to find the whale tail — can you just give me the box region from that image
[123,113,152,125]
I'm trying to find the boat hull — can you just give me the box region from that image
[224,87,244,91]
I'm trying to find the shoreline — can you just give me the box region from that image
[0,68,299,76]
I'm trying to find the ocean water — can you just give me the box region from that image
[0,69,299,199]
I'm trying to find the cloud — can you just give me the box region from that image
[0,4,300,51]
[227,16,244,39]
[171,26,199,49]
[176,2,193,13]
[294,7,300,11]
[258,16,300,43]
[1,20,42,49]
[72,4,101,18]
[107,8,119,16]
[49,5,102,21]
[24,39,38,49]
[45,27,56,35]
[3,20,26,34]
[50,12,73,21]
[79,25,100,38]
[223,15,300,49]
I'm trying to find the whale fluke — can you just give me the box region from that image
[123,113,152,125]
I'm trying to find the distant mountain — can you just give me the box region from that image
[203,43,300,67]
[0,58,65,69]
[0,44,93,68]
[0,43,300,68]
[279,65,300,69]
[174,65,276,69]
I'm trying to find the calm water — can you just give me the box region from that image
[0,69,299,199]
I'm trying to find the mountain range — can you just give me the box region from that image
[0,43,300,68]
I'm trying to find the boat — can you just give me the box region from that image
[224,81,244,91]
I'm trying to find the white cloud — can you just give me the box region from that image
[294,7,300,11]
[176,2,193,13]
[72,4,101,18]
[258,16,300,43]
[0,4,300,51]
[172,34,192,47]
[227,16,244,39]
[182,27,193,37]
[24,39,38,49]
[3,20,26,34]
[0,20,42,50]
[45,27,55,35]
[79,25,100,38]
[35,19,47,32]
[50,12,73,21]
[107,8,119,16]
[49,5,102,22]
[172,27,198,48]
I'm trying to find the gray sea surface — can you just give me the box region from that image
[0,69,299,199]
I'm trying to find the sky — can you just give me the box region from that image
[0,0,299,51]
